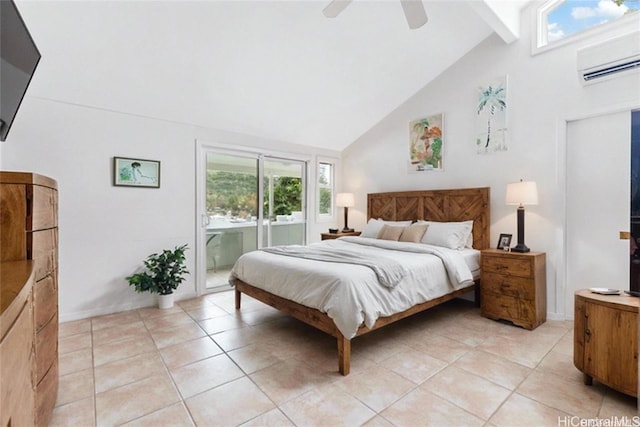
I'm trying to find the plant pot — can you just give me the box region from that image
[158,293,174,309]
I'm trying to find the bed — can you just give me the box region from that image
[231,187,490,375]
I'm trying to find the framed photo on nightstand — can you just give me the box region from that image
[497,233,512,250]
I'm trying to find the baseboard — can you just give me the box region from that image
[547,311,571,321]
[59,290,198,323]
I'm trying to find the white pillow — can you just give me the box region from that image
[360,218,385,238]
[379,219,413,226]
[419,220,473,250]
[466,227,474,248]
[418,220,474,246]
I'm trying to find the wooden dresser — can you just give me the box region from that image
[0,261,36,427]
[0,171,59,426]
[574,289,638,397]
[480,249,547,330]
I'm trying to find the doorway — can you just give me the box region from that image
[565,110,631,314]
[197,147,307,293]
[629,110,640,295]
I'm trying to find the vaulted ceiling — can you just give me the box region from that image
[17,0,531,151]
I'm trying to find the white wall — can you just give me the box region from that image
[341,6,640,320]
[1,98,340,321]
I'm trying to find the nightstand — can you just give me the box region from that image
[480,249,546,330]
[321,231,361,240]
[574,290,638,397]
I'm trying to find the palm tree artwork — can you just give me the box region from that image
[477,76,507,153]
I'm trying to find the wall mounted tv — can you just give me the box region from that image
[1,0,41,142]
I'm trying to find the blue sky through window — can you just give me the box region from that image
[546,0,638,43]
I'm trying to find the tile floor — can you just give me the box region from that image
[205,269,233,292]
[52,291,638,427]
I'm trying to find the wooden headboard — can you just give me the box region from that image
[367,187,490,250]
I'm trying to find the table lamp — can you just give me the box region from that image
[336,192,355,232]
[506,180,538,253]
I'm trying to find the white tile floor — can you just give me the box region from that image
[52,292,638,427]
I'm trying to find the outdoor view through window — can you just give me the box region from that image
[543,0,638,45]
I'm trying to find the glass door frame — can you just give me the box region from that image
[195,140,309,296]
[262,157,308,249]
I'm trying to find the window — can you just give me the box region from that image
[536,0,638,51]
[317,161,334,218]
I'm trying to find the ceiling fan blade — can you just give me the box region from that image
[323,0,353,18]
[400,0,428,29]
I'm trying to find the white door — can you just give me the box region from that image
[566,111,631,315]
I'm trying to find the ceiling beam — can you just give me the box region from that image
[468,0,529,44]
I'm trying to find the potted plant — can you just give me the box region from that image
[126,244,189,309]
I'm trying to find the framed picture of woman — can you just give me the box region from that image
[497,233,512,250]
[113,157,160,188]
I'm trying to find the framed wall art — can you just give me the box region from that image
[408,113,444,173]
[113,156,160,188]
[476,75,508,154]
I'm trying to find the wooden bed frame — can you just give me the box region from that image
[234,187,490,375]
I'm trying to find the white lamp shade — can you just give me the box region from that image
[336,192,355,208]
[506,181,538,206]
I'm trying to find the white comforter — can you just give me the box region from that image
[230,237,475,339]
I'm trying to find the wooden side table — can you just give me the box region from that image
[574,289,638,397]
[321,231,361,240]
[480,249,546,330]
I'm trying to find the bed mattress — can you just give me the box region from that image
[230,236,477,338]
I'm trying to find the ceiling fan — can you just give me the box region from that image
[322,0,428,30]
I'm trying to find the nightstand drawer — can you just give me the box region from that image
[482,272,534,300]
[482,256,532,278]
[481,293,534,328]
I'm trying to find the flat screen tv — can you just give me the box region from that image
[1,0,40,142]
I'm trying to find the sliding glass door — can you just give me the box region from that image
[197,147,307,293]
[203,152,258,291]
[262,159,305,248]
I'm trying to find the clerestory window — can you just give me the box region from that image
[536,0,639,51]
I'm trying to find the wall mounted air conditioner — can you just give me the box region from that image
[577,31,640,85]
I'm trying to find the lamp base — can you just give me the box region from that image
[510,243,530,253]
[341,227,354,233]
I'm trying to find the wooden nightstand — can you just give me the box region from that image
[321,231,361,240]
[480,249,546,330]
[574,290,638,397]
